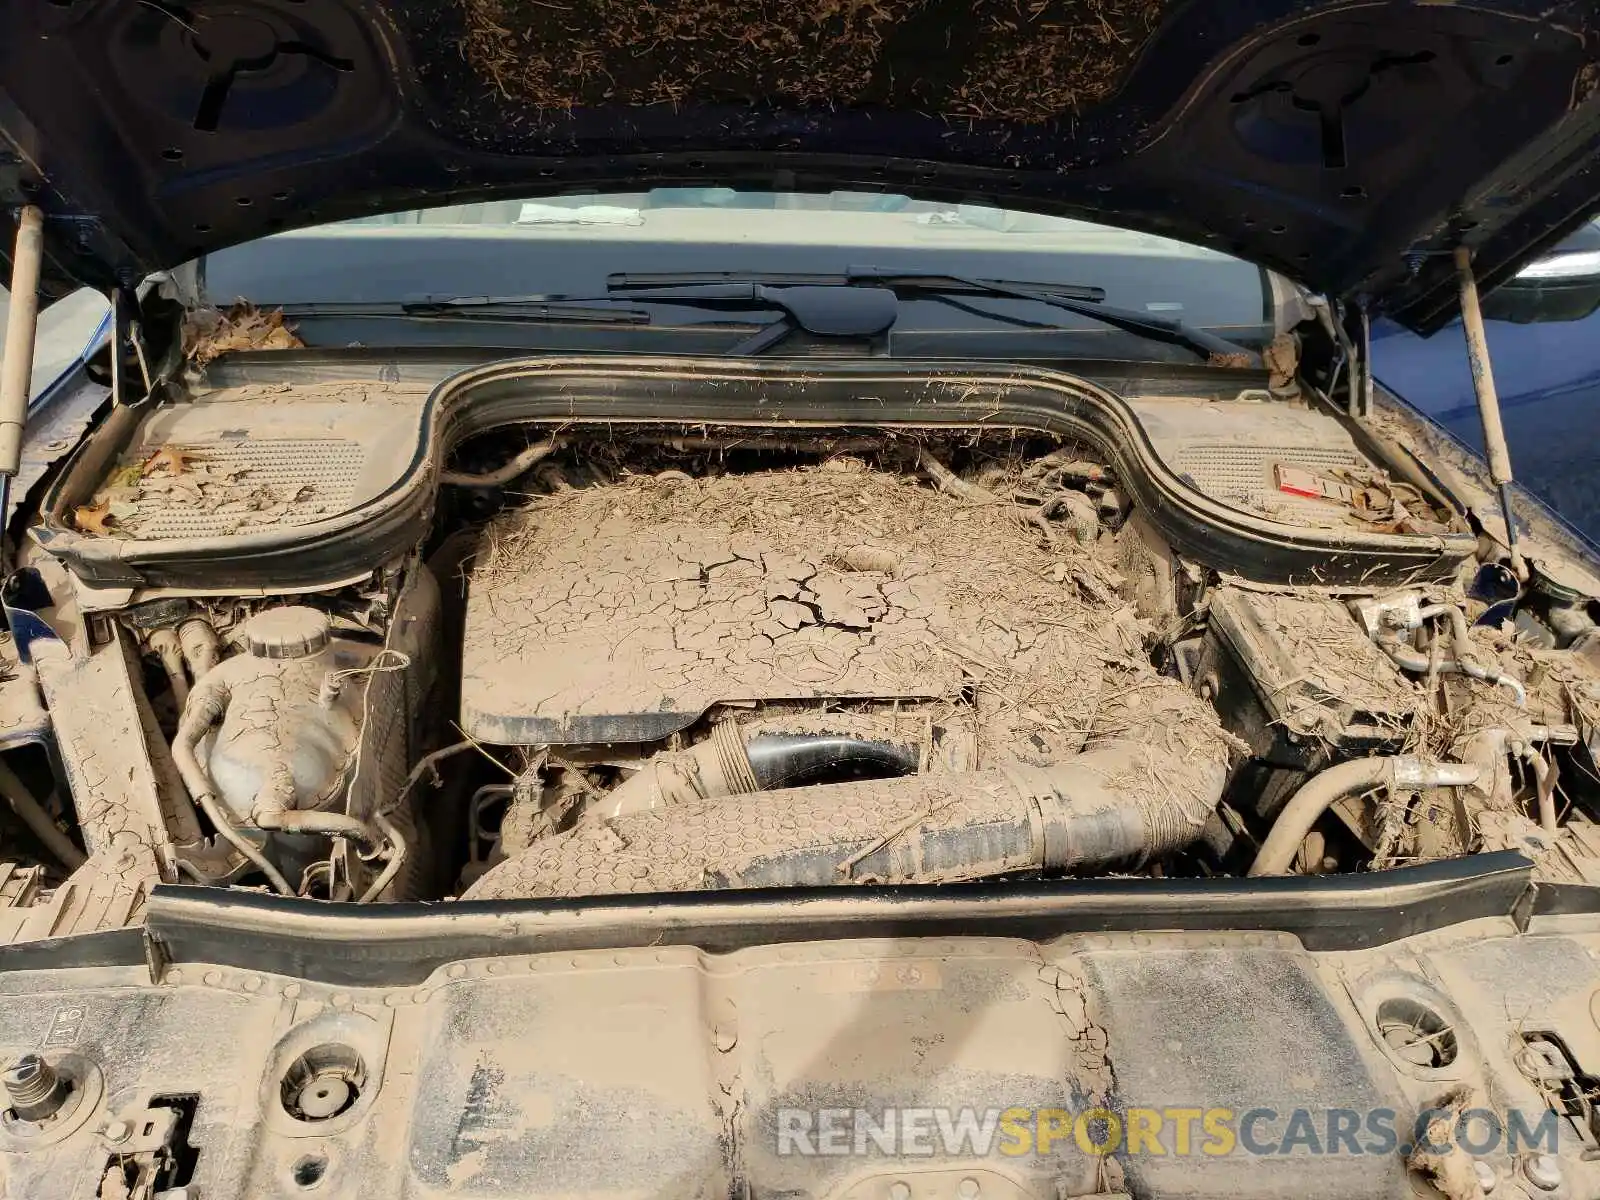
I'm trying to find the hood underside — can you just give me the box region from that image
[2,0,1600,330]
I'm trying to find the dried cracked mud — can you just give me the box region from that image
[462,454,1217,766]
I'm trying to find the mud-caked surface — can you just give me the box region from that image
[462,456,1209,760]
[73,379,426,541]
[1213,588,1427,740]
[468,772,1038,899]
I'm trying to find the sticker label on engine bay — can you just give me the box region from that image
[40,1004,87,1048]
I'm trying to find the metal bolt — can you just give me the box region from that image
[104,1119,130,1143]
[1523,1154,1562,1191]
[296,1075,353,1121]
[889,1182,911,1200]
[1471,1159,1497,1194]
[3,1054,69,1123]
[957,1179,981,1200]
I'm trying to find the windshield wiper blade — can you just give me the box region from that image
[278,298,657,324]
[970,285,1258,364]
[889,272,1257,364]
[391,296,653,323]
[397,285,898,347]
[377,276,1257,365]
[608,268,1105,303]
[609,268,1258,365]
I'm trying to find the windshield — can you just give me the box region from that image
[202,189,1276,361]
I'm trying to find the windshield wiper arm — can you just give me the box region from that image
[610,268,1258,365]
[380,276,1257,365]
[892,273,1259,364]
[398,285,898,346]
[608,268,1106,303]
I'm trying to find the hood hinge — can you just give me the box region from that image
[110,286,155,406]
[1307,294,1366,418]
[1355,297,1373,420]
[110,282,186,408]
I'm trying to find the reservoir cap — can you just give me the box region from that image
[245,606,331,660]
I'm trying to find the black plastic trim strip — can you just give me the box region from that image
[128,852,1535,987]
[38,356,1475,590]
[0,927,145,975]
[195,348,1273,400]
[1529,879,1600,918]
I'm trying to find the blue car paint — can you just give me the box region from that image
[1371,308,1600,545]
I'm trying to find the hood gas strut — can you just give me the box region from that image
[0,205,43,488]
[1454,245,1527,582]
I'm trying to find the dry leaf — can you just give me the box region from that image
[259,326,298,352]
[74,502,116,535]
[1207,350,1255,369]
[183,303,304,366]
[143,446,193,477]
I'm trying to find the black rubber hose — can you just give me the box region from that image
[744,734,920,791]
[586,727,925,823]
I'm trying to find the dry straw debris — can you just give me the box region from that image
[457,0,1169,123]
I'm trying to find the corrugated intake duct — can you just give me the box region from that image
[464,738,1230,900]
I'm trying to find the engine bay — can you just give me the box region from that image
[454,430,1231,900]
[4,355,1600,937]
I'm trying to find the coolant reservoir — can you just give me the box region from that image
[202,607,368,829]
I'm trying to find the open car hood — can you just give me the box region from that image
[2,0,1599,331]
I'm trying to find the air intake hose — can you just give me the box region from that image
[746,734,922,790]
[584,722,921,824]
[466,739,1229,900]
